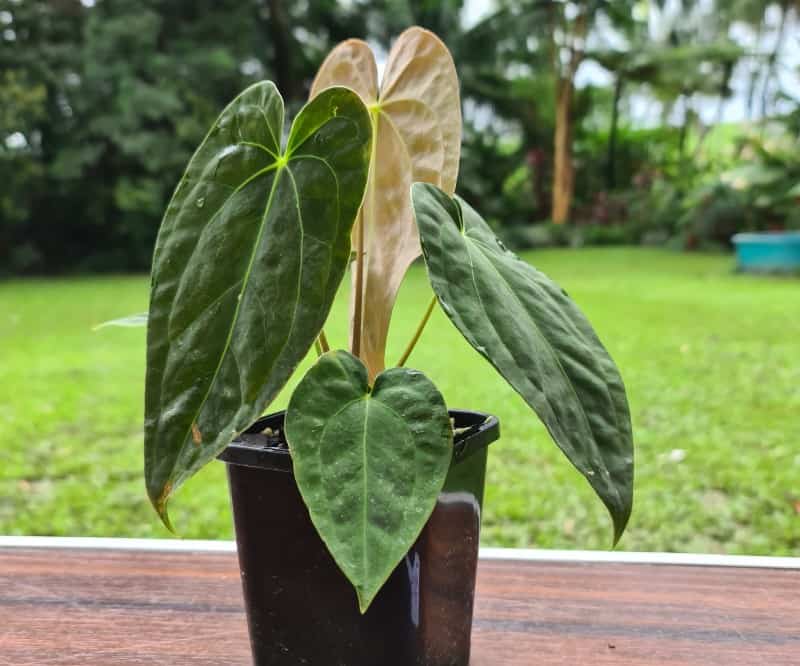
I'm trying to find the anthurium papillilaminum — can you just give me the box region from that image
[139,27,633,615]
[143,82,372,527]
[285,349,452,612]
[410,183,634,541]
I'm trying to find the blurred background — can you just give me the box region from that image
[1,1,798,554]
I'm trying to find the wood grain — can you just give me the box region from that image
[0,547,797,665]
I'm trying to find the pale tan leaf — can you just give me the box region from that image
[359,112,414,370]
[379,100,445,186]
[310,39,378,104]
[310,27,461,381]
[380,28,461,193]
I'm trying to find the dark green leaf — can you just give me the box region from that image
[412,183,634,542]
[285,350,452,612]
[145,82,372,527]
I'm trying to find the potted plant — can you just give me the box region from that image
[136,27,633,666]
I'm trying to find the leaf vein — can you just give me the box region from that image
[257,106,281,155]
[167,168,284,482]
[238,140,278,159]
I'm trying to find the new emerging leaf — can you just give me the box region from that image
[310,27,462,381]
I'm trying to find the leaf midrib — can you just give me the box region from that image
[168,167,284,487]
[459,222,623,508]
[360,396,370,593]
[165,113,353,485]
[356,394,417,609]
[462,233,595,449]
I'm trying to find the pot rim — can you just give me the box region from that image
[732,231,800,244]
[218,408,500,473]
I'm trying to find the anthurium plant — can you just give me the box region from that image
[137,27,633,613]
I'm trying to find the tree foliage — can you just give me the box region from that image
[0,0,368,275]
[1,0,796,274]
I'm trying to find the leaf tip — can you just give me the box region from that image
[356,588,375,615]
[410,181,435,201]
[151,482,177,535]
[610,504,632,548]
[92,312,148,331]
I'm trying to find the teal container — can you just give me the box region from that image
[732,232,800,273]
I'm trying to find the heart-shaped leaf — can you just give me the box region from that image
[310,27,462,381]
[412,183,634,542]
[285,350,452,612]
[145,82,372,527]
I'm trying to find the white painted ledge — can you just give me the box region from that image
[0,536,237,552]
[478,547,800,569]
[1,536,798,569]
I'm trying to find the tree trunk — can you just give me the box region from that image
[527,147,548,220]
[606,75,624,190]
[265,0,298,101]
[745,19,764,121]
[551,76,575,224]
[549,9,586,225]
[678,96,691,162]
[760,0,789,120]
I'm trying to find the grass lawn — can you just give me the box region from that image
[1,248,798,555]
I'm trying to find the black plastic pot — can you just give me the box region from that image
[218,408,500,666]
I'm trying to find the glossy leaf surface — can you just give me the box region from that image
[412,183,634,542]
[285,350,452,612]
[145,82,371,527]
[311,27,462,380]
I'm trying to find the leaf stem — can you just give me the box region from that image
[352,107,379,361]
[318,329,330,353]
[352,211,365,359]
[314,339,323,357]
[397,294,437,367]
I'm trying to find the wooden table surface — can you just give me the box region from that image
[0,540,798,665]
